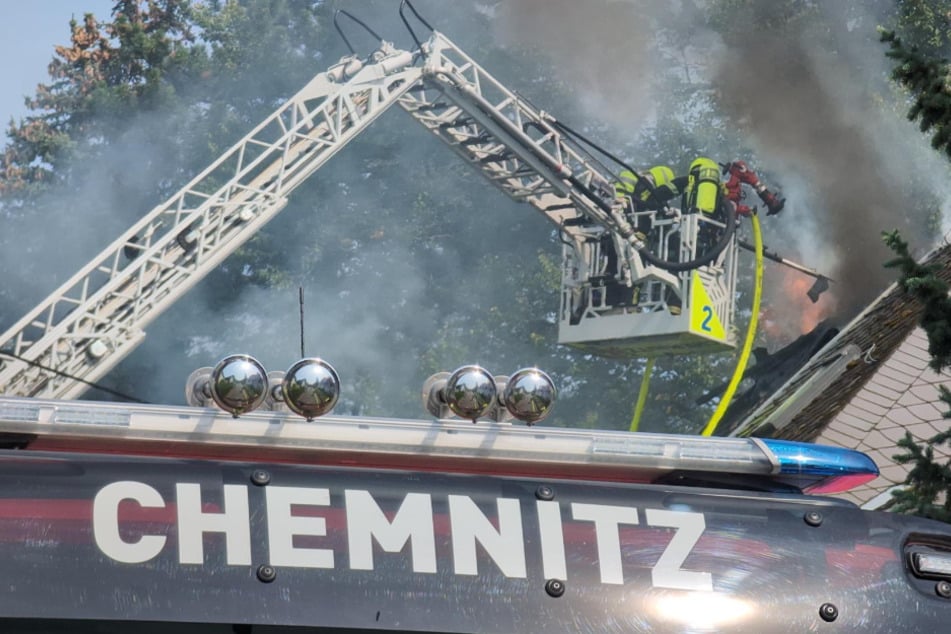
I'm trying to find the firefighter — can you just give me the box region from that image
[614,164,681,246]
[617,158,784,218]
[612,166,685,314]
[681,156,732,270]
[605,167,678,312]
[615,165,681,211]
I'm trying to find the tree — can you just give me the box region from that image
[0,1,207,329]
[0,1,200,197]
[881,231,951,522]
[881,30,951,523]
[889,0,951,57]
[882,29,951,158]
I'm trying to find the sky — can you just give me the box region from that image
[0,1,115,146]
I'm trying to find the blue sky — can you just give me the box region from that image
[0,1,115,145]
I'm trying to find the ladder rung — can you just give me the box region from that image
[411,102,450,112]
[459,135,493,147]
[478,151,514,165]
[438,117,473,130]
[560,215,591,226]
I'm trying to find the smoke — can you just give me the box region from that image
[7,0,951,425]
[709,2,951,323]
[97,1,567,410]
[490,0,951,334]
[716,35,899,317]
[0,103,195,323]
[117,236,441,412]
[491,0,659,128]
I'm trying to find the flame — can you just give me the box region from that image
[759,267,837,346]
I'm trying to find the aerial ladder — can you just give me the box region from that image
[0,9,739,400]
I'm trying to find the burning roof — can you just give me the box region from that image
[729,239,951,445]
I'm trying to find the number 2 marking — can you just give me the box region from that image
[700,306,713,332]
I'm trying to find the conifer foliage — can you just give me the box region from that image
[881,16,951,522]
[882,230,951,522]
[881,30,951,157]
[883,230,951,372]
[0,1,200,199]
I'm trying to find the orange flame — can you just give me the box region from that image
[759,267,837,347]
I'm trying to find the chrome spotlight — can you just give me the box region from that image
[209,354,269,417]
[282,358,340,421]
[445,365,497,422]
[503,368,556,425]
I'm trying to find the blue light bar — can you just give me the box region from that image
[760,438,879,493]
[0,396,880,494]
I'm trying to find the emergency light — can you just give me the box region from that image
[0,394,876,494]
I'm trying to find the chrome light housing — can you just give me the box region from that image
[503,368,556,425]
[282,358,340,421]
[445,365,496,422]
[209,354,269,417]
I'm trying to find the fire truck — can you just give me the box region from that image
[0,3,949,632]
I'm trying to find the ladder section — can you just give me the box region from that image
[0,46,424,399]
[397,33,733,357]
[397,33,676,291]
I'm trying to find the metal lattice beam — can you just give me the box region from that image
[0,47,423,399]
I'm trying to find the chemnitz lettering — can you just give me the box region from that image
[93,481,713,591]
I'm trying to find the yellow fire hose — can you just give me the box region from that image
[701,212,764,436]
[629,357,655,432]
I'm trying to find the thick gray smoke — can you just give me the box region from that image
[491,0,657,128]
[490,0,951,331]
[95,1,565,409]
[6,0,951,421]
[715,33,904,317]
[711,13,936,319]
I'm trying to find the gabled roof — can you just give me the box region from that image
[729,240,951,506]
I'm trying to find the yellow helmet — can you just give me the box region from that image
[648,165,675,188]
[614,169,639,196]
[636,165,677,202]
